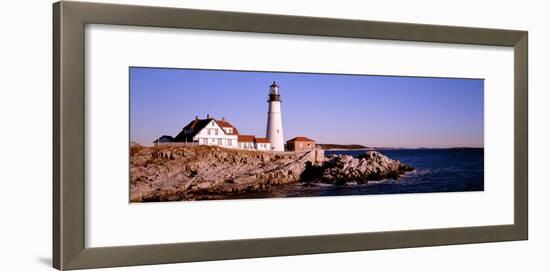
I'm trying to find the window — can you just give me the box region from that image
[218,139,222,145]
[215,129,218,136]
[227,128,232,133]
[227,139,232,146]
[202,138,208,144]
[211,122,215,127]
[207,129,211,135]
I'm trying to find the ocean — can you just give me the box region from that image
[227,148,484,199]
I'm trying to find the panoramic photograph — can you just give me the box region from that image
[129,67,484,202]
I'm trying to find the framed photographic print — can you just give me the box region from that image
[53,1,528,270]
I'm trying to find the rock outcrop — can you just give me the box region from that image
[130,145,324,202]
[301,151,414,185]
[130,145,413,202]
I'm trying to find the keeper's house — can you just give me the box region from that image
[154,114,271,151]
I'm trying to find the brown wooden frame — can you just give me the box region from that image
[53,1,528,270]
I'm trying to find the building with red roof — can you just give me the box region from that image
[155,114,271,151]
[286,136,316,152]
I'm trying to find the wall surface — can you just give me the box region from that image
[0,0,547,270]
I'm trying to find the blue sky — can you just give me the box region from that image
[130,67,483,148]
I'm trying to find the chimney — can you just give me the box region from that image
[207,114,212,119]
[222,117,226,121]
[195,116,199,120]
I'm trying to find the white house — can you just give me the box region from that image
[171,115,238,148]
[157,114,271,151]
[254,137,271,151]
[238,135,271,151]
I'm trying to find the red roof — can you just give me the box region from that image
[287,136,315,142]
[254,138,270,143]
[185,119,209,130]
[238,135,255,142]
[174,118,213,142]
[216,119,239,135]
[174,117,240,142]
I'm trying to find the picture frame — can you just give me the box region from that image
[53,1,528,270]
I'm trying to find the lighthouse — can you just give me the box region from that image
[266,81,285,151]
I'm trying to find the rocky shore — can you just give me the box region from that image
[130,145,413,202]
[301,152,414,186]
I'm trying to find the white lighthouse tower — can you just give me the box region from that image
[266,81,285,151]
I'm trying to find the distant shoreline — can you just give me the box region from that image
[322,146,484,151]
[323,148,372,151]
[316,144,368,150]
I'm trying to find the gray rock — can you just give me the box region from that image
[130,146,413,201]
[303,151,414,185]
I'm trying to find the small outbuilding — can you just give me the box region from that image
[287,136,316,152]
[153,135,174,146]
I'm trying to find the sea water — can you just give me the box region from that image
[226,148,484,199]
